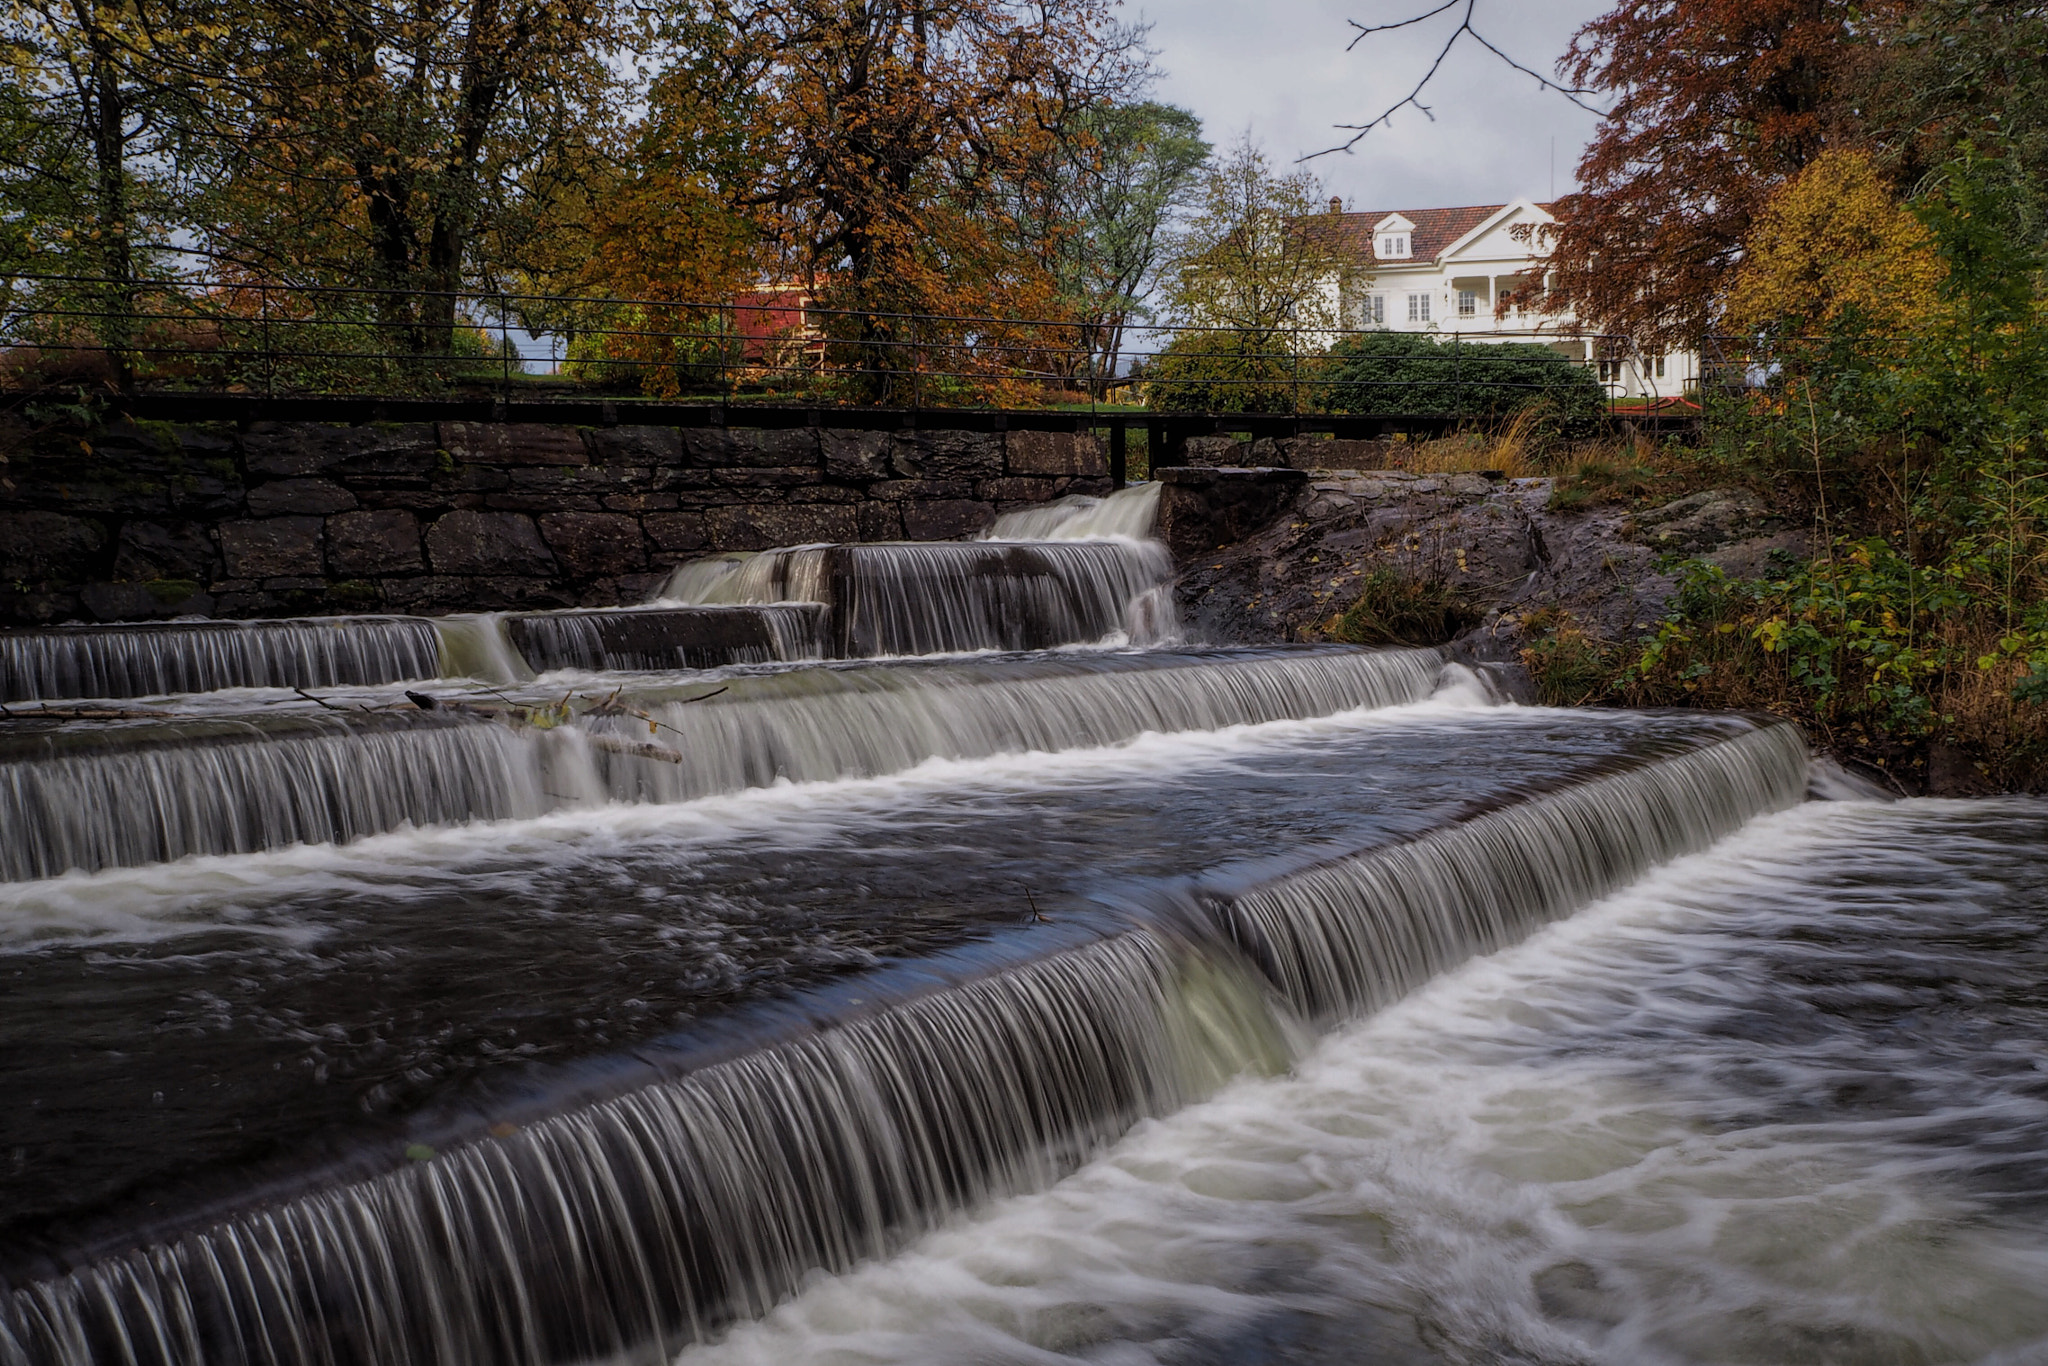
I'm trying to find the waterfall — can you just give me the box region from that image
[504,606,829,673]
[0,648,1447,881]
[1211,723,1811,1025]
[0,714,558,881]
[586,647,1448,803]
[658,541,1178,655]
[0,618,445,701]
[980,482,1161,542]
[0,722,1806,1366]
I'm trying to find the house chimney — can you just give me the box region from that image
[1329,196,1343,214]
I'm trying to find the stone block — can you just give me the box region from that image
[889,429,1002,480]
[425,509,556,576]
[79,580,212,621]
[246,477,358,516]
[902,499,994,541]
[1179,435,1249,467]
[821,429,891,480]
[856,503,904,542]
[538,511,648,576]
[1154,466,1309,559]
[686,427,820,469]
[603,493,679,512]
[708,466,821,491]
[219,517,324,578]
[111,520,218,582]
[1005,430,1106,478]
[484,493,605,513]
[438,422,589,467]
[0,511,105,580]
[586,425,682,466]
[976,477,1058,503]
[870,478,975,501]
[643,511,709,553]
[705,503,857,550]
[328,509,425,576]
[242,423,437,478]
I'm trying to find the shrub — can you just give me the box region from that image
[1316,331,1603,422]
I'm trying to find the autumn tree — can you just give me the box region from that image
[183,0,624,357]
[655,0,1147,401]
[1725,147,1944,338]
[1,0,209,381]
[1539,0,1861,349]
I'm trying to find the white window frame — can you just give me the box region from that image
[1407,292,1431,323]
[1457,289,1478,318]
[1363,295,1385,326]
[1376,233,1411,259]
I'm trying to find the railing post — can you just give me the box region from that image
[1110,420,1127,486]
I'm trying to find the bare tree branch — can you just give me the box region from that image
[1310,0,1605,159]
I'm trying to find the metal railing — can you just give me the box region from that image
[0,274,1691,415]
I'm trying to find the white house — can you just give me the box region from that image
[1314,198,1697,402]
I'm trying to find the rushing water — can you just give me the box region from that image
[1,492,2033,1366]
[678,796,2048,1366]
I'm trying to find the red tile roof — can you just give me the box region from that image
[1306,203,1553,264]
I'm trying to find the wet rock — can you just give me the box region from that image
[327,509,424,576]
[219,517,323,579]
[424,510,555,576]
[0,511,105,580]
[585,425,682,466]
[111,520,218,582]
[687,427,819,470]
[1156,466,1310,559]
[439,422,588,467]
[242,423,436,479]
[1179,435,1248,467]
[821,429,892,480]
[857,503,904,541]
[538,511,649,576]
[1625,487,1788,553]
[902,499,995,540]
[705,503,858,550]
[246,478,358,516]
[643,511,708,553]
[888,430,1002,480]
[79,580,213,621]
[1006,430,1106,478]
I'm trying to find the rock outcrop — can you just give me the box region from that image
[1164,465,1809,660]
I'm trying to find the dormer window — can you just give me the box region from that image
[1376,233,1411,259]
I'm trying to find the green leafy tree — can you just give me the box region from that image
[1149,133,1347,412]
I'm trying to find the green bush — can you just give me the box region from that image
[1142,329,1317,413]
[1316,331,1603,421]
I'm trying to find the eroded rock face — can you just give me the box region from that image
[1168,467,1810,656]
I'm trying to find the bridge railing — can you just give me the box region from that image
[0,273,1687,415]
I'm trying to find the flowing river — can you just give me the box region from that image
[0,486,2041,1365]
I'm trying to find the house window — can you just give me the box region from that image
[1654,355,1666,378]
[1457,289,1478,318]
[1598,358,1623,384]
[1361,295,1386,326]
[1407,293,1431,323]
[1376,233,1411,259]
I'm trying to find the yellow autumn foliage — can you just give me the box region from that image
[1727,150,1945,337]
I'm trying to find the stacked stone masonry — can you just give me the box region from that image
[0,420,1111,625]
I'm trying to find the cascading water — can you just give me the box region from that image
[0,617,445,700]
[8,475,1994,1366]
[659,541,1177,654]
[0,721,1804,1366]
[503,605,829,673]
[0,647,1446,879]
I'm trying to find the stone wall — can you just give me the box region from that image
[0,419,1110,625]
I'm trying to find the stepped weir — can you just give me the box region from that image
[13,479,2001,1366]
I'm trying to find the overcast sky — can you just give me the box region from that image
[1143,0,1613,213]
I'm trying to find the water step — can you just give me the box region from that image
[0,721,1808,1366]
[0,647,1448,880]
[660,540,1177,656]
